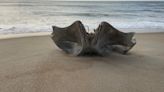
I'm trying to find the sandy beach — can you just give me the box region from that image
[0,33,164,92]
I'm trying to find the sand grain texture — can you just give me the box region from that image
[0,33,164,92]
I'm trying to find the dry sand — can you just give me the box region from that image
[0,33,164,92]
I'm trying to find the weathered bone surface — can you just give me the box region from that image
[52,21,136,56]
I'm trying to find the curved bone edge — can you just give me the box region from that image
[93,21,136,55]
[51,20,89,56]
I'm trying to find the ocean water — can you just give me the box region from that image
[0,1,164,34]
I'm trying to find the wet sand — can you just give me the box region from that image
[0,33,164,92]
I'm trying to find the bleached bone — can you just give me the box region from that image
[52,21,136,56]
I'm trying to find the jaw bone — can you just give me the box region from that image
[52,21,136,56]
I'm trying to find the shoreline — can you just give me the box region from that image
[0,28,164,40]
[0,32,51,40]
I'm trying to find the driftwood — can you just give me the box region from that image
[51,21,136,56]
